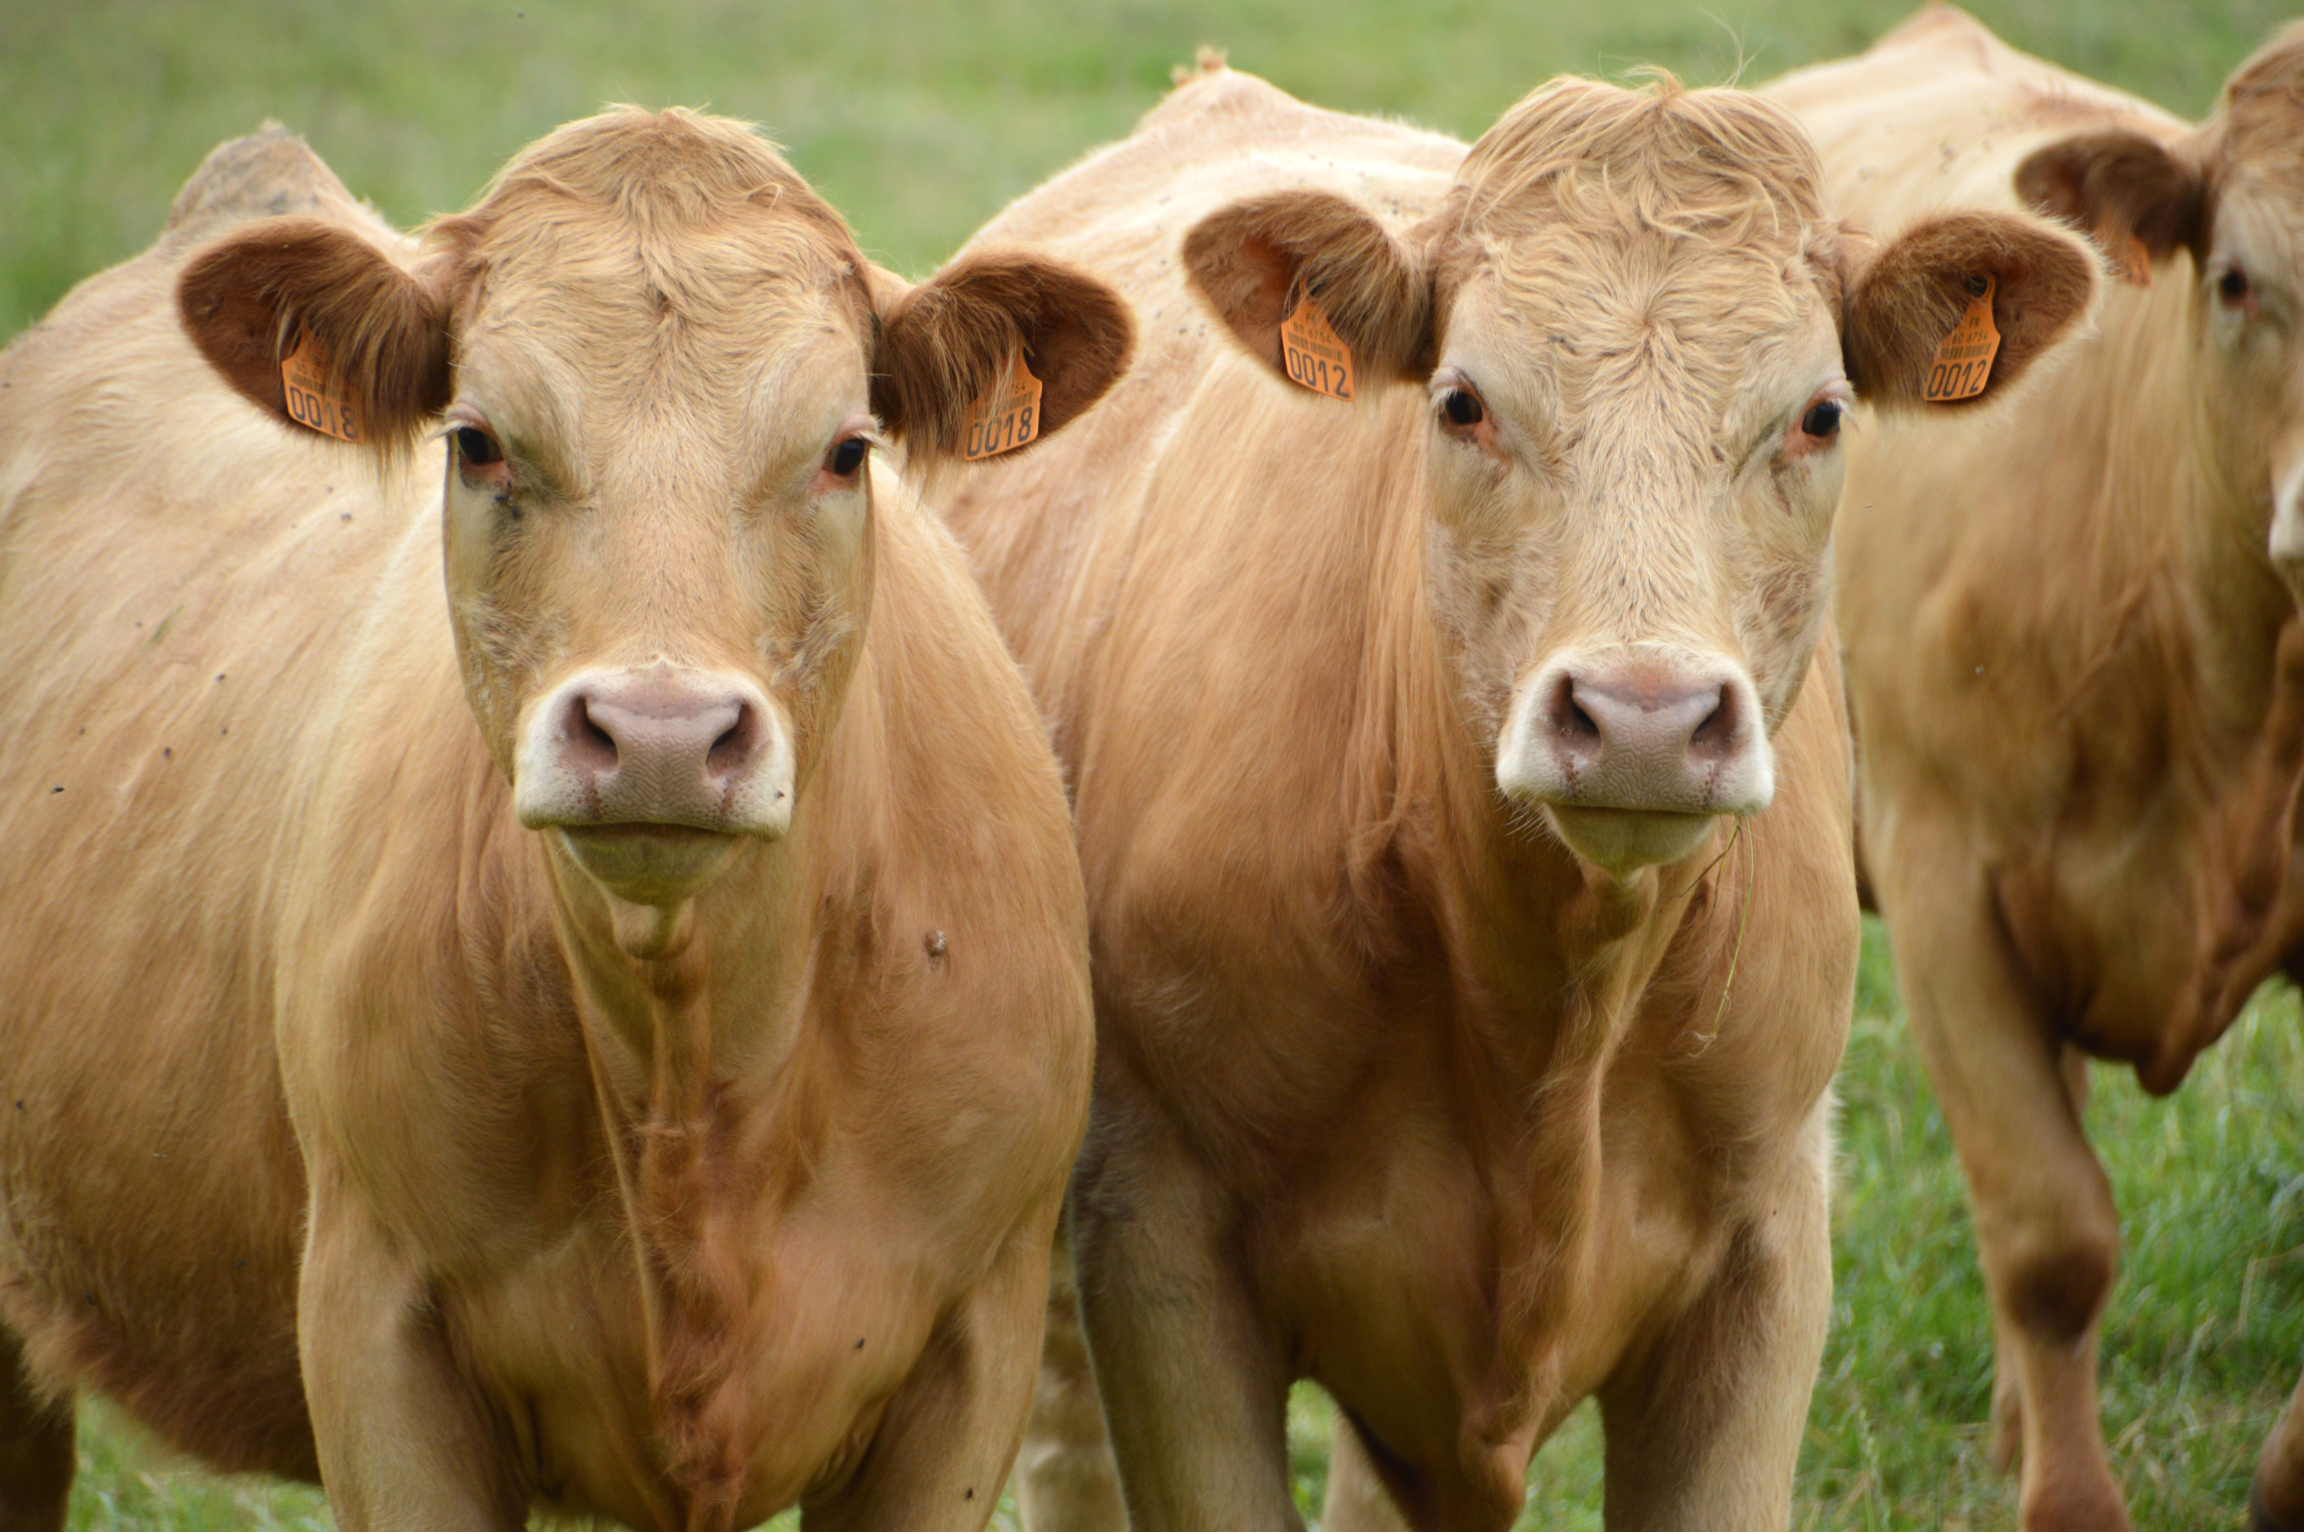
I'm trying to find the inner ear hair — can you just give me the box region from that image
[1844,211,2098,407]
[178,218,453,447]
[870,251,1134,455]
[1181,190,1433,381]
[2014,129,2208,264]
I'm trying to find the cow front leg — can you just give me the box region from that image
[1883,851,2125,1530]
[1070,1121,1298,1529]
[2252,1369,2304,1528]
[299,1165,525,1530]
[1015,1219,1126,1530]
[1321,1412,1410,1530]
[806,1226,1054,1530]
[0,1327,73,1529]
[1595,1101,1831,1528]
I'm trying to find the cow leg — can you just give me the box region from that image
[1014,1220,1126,1530]
[0,1328,73,1529]
[807,1228,1054,1530]
[1887,861,2126,1530]
[1321,1413,1410,1530]
[298,1169,525,1530]
[1986,1042,2094,1477]
[1069,1128,1298,1529]
[1595,1102,1831,1528]
[2251,1368,2304,1528]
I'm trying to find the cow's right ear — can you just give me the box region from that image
[870,251,1135,461]
[2015,129,2209,269]
[1841,211,2099,410]
[1182,190,1434,387]
[178,218,453,448]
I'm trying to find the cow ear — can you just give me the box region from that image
[2015,129,2209,268]
[1182,190,1433,387]
[870,252,1135,460]
[1842,211,2099,410]
[177,218,453,450]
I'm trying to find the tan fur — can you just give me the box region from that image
[931,63,2085,1529]
[0,111,1130,1528]
[1767,9,2304,1526]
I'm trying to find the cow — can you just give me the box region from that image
[925,56,2098,1529]
[1764,8,2304,1527]
[0,107,1134,1529]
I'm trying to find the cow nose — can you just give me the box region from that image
[1496,653,1773,819]
[1548,669,1742,787]
[516,668,794,837]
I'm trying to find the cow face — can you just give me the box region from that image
[1186,80,2094,876]
[179,109,1130,920]
[2018,25,2304,582]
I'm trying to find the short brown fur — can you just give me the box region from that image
[0,109,1129,1529]
[1769,9,2304,1526]
[933,61,2087,1531]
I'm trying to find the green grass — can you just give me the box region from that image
[0,0,2286,340]
[8,0,2300,1526]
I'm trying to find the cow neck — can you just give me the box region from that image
[543,824,820,1526]
[2055,273,2297,759]
[2007,275,2304,1086]
[1368,447,1717,1452]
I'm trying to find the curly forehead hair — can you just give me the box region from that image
[1449,74,1829,247]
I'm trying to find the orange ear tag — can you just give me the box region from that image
[2107,229,2152,288]
[962,350,1044,461]
[279,327,363,444]
[1278,295,1355,401]
[1921,275,2000,403]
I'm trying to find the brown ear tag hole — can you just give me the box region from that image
[2107,229,2152,288]
[279,327,363,444]
[962,349,1044,461]
[1279,294,1355,401]
[1922,275,2000,403]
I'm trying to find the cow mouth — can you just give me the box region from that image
[554,822,742,905]
[1542,804,1719,875]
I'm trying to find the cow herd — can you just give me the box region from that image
[0,4,2298,1530]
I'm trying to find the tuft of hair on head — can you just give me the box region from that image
[1449,74,1827,246]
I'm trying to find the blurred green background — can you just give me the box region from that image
[4,0,2300,1528]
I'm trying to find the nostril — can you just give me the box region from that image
[706,702,755,778]
[1688,685,1737,758]
[1548,673,1600,744]
[564,695,620,773]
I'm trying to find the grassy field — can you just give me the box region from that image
[5,0,2299,1528]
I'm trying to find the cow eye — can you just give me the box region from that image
[453,426,504,466]
[1442,390,1484,427]
[828,437,869,477]
[1800,400,1844,438]
[2218,265,2252,306]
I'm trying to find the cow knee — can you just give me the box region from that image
[1995,1221,2116,1345]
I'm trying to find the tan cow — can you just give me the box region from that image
[0,109,1131,1528]
[929,59,2096,1529]
[1765,8,2304,1528]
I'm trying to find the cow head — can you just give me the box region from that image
[178,109,1131,931]
[1186,79,2093,875]
[2016,24,2304,581]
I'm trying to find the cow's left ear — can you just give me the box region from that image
[1841,211,2099,410]
[871,252,1135,460]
